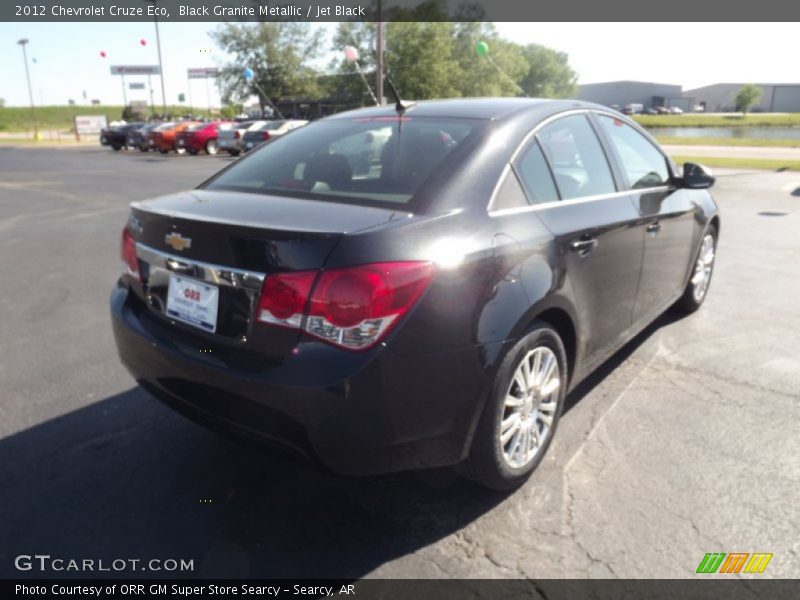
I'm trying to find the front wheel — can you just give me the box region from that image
[463,322,567,490]
[205,139,218,155]
[674,224,717,313]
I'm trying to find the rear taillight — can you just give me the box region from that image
[256,262,434,350]
[234,131,241,139]
[120,227,139,280]
[261,131,271,141]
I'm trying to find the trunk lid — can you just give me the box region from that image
[127,190,408,361]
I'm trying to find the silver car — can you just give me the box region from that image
[217,121,265,157]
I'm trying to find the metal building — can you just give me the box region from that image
[683,84,800,112]
[577,80,688,110]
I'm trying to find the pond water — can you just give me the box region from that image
[648,127,800,139]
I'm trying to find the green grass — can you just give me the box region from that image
[670,155,800,171]
[0,105,189,132]
[655,136,800,148]
[634,113,800,128]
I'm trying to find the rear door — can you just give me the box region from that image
[515,113,645,362]
[594,112,697,324]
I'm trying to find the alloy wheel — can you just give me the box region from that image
[691,234,716,302]
[499,346,560,469]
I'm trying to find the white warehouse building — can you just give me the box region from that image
[684,83,800,113]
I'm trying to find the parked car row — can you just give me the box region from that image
[102,119,309,156]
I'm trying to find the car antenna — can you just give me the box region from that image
[386,77,414,113]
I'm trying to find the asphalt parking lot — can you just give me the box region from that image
[0,146,798,579]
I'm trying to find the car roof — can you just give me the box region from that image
[328,97,607,122]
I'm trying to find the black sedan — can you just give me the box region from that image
[100,122,145,151]
[111,99,719,489]
[125,123,158,152]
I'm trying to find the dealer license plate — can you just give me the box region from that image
[166,275,219,333]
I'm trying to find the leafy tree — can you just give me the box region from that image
[384,22,462,100]
[330,19,578,103]
[518,44,577,98]
[735,84,762,115]
[327,22,379,105]
[453,23,528,97]
[220,104,243,119]
[211,23,322,113]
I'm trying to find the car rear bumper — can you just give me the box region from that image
[110,283,499,476]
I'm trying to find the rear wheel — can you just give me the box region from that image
[159,148,169,154]
[188,149,198,156]
[206,139,218,155]
[463,322,567,490]
[139,146,149,153]
[228,150,240,157]
[111,143,122,151]
[674,224,717,313]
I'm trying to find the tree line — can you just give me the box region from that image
[211,20,578,113]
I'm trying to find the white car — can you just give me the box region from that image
[668,106,684,115]
[241,120,309,152]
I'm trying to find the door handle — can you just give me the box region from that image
[570,237,598,256]
[646,220,661,234]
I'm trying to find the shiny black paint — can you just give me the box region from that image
[111,99,719,475]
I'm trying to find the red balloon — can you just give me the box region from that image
[100,51,107,58]
[140,39,147,46]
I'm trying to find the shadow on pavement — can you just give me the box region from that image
[0,387,506,579]
[0,309,682,579]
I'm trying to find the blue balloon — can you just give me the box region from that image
[242,67,254,81]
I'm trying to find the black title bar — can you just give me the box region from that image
[5,0,800,22]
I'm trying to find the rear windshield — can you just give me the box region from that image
[205,116,485,207]
[261,121,287,131]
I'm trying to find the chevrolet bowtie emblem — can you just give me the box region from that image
[165,232,192,251]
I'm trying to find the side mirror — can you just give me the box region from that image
[681,162,715,189]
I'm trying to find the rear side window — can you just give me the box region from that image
[206,117,486,207]
[536,114,616,200]
[514,141,559,204]
[598,115,670,189]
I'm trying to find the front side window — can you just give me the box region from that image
[598,114,670,189]
[205,117,485,207]
[536,114,616,200]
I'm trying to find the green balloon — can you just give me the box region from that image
[475,41,489,57]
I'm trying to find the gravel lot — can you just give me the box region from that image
[0,146,798,579]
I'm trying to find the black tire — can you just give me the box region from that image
[674,224,717,314]
[159,149,169,154]
[111,144,122,151]
[463,322,568,490]
[187,149,198,156]
[139,146,149,153]
[228,150,240,157]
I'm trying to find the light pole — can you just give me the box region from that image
[17,38,39,140]
[144,0,167,114]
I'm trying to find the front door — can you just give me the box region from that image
[514,113,645,363]
[594,113,698,324]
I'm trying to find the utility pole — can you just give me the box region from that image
[17,38,39,140]
[145,0,167,114]
[375,5,384,105]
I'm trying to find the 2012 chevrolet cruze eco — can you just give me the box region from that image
[111,98,719,490]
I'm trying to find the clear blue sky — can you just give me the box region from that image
[1,22,798,107]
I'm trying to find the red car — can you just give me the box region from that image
[174,121,231,155]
